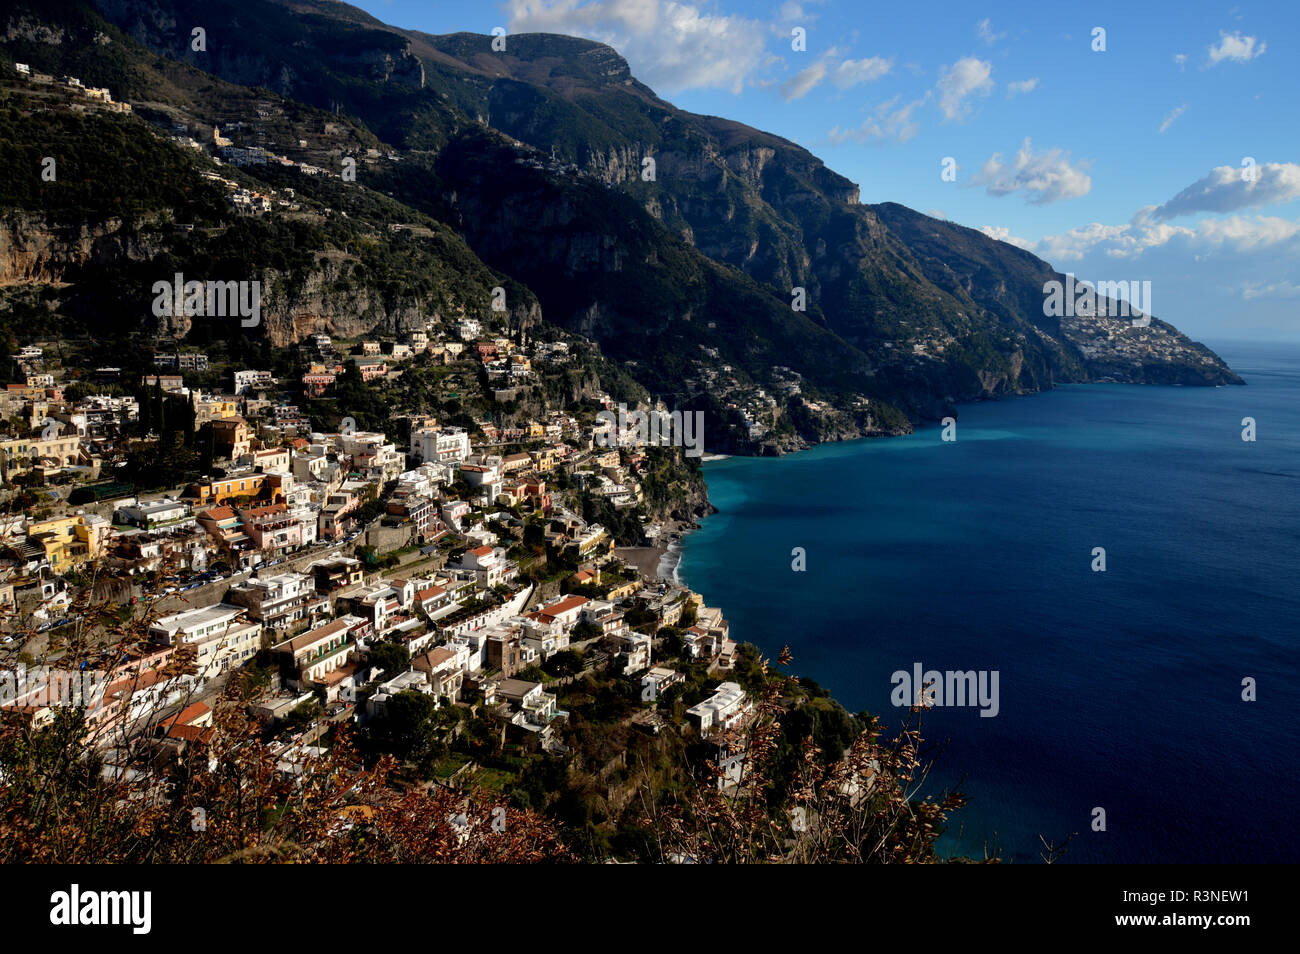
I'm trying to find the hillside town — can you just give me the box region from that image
[0,321,752,801]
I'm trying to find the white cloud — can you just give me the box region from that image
[986,208,1300,334]
[1150,162,1300,220]
[937,57,993,119]
[505,0,769,94]
[984,206,1300,331]
[832,56,892,87]
[926,208,947,220]
[782,61,827,100]
[828,94,927,144]
[783,53,890,99]
[1006,77,1038,97]
[976,18,1005,45]
[776,0,827,26]
[979,225,1034,250]
[778,1,806,23]
[1014,214,1300,263]
[1173,52,1187,68]
[1241,280,1300,300]
[1193,214,1300,249]
[1206,30,1266,65]
[972,137,1092,204]
[1157,105,1186,134]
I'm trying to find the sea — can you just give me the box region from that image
[670,340,1300,863]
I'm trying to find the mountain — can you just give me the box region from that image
[0,0,1241,453]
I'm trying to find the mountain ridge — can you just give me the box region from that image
[0,0,1242,456]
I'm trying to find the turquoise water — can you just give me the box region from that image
[676,340,1300,863]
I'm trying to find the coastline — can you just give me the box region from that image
[656,535,684,584]
[616,527,690,585]
[646,343,1292,863]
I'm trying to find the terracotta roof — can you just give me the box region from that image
[277,618,350,654]
[540,594,589,619]
[166,723,214,743]
[241,503,287,518]
[413,647,459,671]
[168,701,212,727]
[315,660,363,687]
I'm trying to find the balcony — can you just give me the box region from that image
[300,639,352,669]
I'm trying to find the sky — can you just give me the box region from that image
[355,0,1299,342]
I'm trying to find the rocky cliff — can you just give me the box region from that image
[0,0,1243,455]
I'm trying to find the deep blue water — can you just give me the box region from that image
[676,340,1300,864]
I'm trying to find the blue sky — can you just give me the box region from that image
[356,0,1299,341]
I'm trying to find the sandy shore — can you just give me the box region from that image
[615,545,667,579]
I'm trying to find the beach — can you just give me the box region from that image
[613,545,667,580]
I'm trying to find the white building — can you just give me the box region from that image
[409,425,471,465]
[608,630,652,676]
[337,430,405,481]
[226,572,326,633]
[394,461,455,498]
[440,500,472,531]
[148,604,262,676]
[232,369,273,394]
[686,682,751,733]
[495,678,559,730]
[449,545,516,588]
[367,669,434,717]
[117,497,192,530]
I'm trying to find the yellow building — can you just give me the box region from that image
[187,472,287,506]
[0,434,82,482]
[575,525,612,558]
[210,418,252,460]
[606,579,642,600]
[530,447,556,472]
[27,514,110,573]
[195,395,240,423]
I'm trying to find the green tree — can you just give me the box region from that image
[286,699,323,731]
[368,690,444,776]
[544,650,584,678]
[368,640,410,675]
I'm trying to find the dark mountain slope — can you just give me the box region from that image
[1,0,1242,456]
